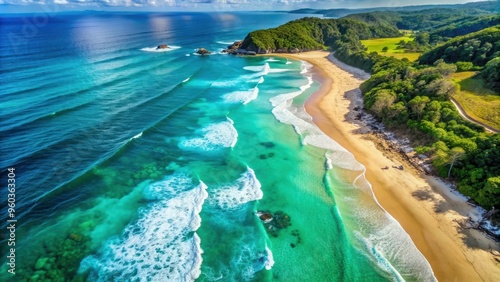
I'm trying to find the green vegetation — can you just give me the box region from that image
[419,26,500,66]
[241,17,401,53]
[418,25,500,95]
[245,9,500,209]
[451,72,500,130]
[360,36,421,61]
[430,15,500,42]
[482,57,500,92]
[290,1,500,20]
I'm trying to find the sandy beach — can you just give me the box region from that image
[269,51,500,281]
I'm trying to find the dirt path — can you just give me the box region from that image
[450,97,499,134]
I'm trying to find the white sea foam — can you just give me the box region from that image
[179,118,238,151]
[211,80,240,87]
[216,40,240,45]
[132,132,143,139]
[223,87,259,105]
[185,54,191,56]
[140,45,181,52]
[209,167,262,209]
[243,65,265,72]
[300,75,313,91]
[300,61,313,74]
[268,67,290,73]
[265,58,280,62]
[243,63,270,77]
[201,237,271,281]
[264,246,274,270]
[286,60,292,65]
[80,174,208,281]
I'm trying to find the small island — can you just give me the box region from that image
[195,48,212,55]
[156,44,169,50]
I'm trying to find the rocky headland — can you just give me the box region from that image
[222,39,319,55]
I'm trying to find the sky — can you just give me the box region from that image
[0,0,490,12]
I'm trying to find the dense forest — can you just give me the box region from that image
[243,7,500,209]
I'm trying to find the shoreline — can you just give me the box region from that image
[267,51,500,281]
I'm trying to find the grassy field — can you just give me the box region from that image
[451,71,500,131]
[360,36,421,61]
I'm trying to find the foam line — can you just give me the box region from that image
[209,167,263,209]
[179,118,238,151]
[80,174,208,281]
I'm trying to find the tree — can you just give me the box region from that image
[436,62,457,77]
[456,61,473,72]
[369,89,396,115]
[481,57,500,93]
[382,46,389,53]
[447,147,466,178]
[408,96,430,120]
[425,78,458,99]
[476,177,500,208]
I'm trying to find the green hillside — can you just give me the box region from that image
[241,17,401,54]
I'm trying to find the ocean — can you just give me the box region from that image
[0,11,435,281]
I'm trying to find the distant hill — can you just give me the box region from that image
[289,1,500,18]
[419,25,500,66]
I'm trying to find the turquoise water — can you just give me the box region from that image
[1,12,435,281]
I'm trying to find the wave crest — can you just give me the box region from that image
[80,174,207,281]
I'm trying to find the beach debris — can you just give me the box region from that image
[392,165,404,170]
[256,210,292,237]
[156,44,169,50]
[196,48,212,55]
[381,166,389,170]
[489,248,500,262]
[453,207,500,241]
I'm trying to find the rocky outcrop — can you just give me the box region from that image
[256,210,292,237]
[196,48,212,55]
[156,44,168,50]
[222,39,319,55]
[222,40,258,55]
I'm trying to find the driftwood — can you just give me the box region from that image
[453,208,500,242]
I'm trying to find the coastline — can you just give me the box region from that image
[267,51,500,281]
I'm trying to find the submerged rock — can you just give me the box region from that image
[256,210,292,237]
[257,211,273,223]
[259,142,275,148]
